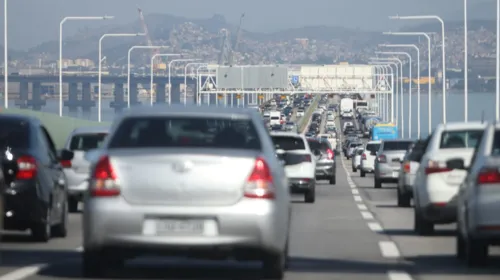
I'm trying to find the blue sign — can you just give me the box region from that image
[291,75,299,84]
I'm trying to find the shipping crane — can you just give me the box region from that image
[137,7,161,70]
[218,28,231,65]
[228,13,244,65]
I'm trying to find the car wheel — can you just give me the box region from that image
[262,251,285,279]
[465,238,488,267]
[374,178,382,189]
[352,167,357,172]
[52,199,68,238]
[329,175,336,185]
[304,187,315,203]
[360,170,366,177]
[82,250,105,278]
[456,231,466,260]
[68,197,79,213]
[31,207,51,242]
[397,188,411,207]
[414,208,434,235]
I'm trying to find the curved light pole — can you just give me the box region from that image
[184,62,207,105]
[390,15,447,124]
[370,62,396,123]
[377,51,412,138]
[371,57,403,136]
[127,45,169,108]
[168,59,200,105]
[3,0,8,108]
[59,15,114,116]
[379,44,422,138]
[149,53,181,106]
[196,65,209,106]
[464,0,469,122]
[383,32,432,135]
[373,65,390,118]
[497,0,500,120]
[98,33,144,122]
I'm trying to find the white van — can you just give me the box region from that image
[269,111,281,126]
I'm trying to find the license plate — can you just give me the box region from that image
[392,171,399,177]
[143,219,205,236]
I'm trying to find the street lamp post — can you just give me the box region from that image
[149,53,181,106]
[184,62,207,105]
[377,51,412,138]
[59,15,114,117]
[379,44,421,138]
[383,32,433,135]
[464,0,469,122]
[3,0,8,109]
[390,15,447,124]
[127,45,168,108]
[168,59,200,105]
[371,58,402,133]
[370,61,397,123]
[196,65,208,106]
[497,0,500,120]
[98,33,144,122]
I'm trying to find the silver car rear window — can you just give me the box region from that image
[69,133,107,151]
[109,117,261,150]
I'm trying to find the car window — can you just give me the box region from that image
[272,136,305,150]
[350,143,362,148]
[356,149,364,155]
[69,133,108,151]
[490,130,500,156]
[365,143,380,153]
[439,129,483,149]
[0,119,30,149]
[109,116,261,150]
[383,141,413,151]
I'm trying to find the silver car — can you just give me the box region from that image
[82,106,291,278]
[63,126,109,212]
[351,147,364,172]
[374,139,414,188]
[397,139,426,207]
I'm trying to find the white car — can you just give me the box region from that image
[456,122,500,266]
[352,147,364,172]
[270,132,316,203]
[413,122,486,235]
[360,140,381,177]
[296,109,305,117]
[318,133,337,150]
[343,121,354,130]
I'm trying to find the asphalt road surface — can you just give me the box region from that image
[1,100,499,280]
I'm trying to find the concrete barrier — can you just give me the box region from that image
[297,95,321,133]
[0,108,110,148]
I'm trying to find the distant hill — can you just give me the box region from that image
[18,13,375,62]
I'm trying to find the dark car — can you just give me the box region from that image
[307,138,336,184]
[1,114,74,242]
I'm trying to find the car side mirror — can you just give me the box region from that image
[57,149,74,161]
[446,158,466,170]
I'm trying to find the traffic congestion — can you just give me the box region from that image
[1,93,499,280]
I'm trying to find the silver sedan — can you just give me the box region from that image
[82,105,291,279]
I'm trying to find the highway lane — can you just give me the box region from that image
[338,112,500,280]
[0,96,407,280]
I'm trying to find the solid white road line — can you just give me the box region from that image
[0,265,46,280]
[387,270,414,280]
[360,211,374,220]
[357,204,368,210]
[379,241,401,258]
[352,189,359,194]
[353,195,362,202]
[367,222,383,232]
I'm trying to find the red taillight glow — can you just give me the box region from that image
[60,159,72,168]
[403,162,410,173]
[244,157,275,199]
[378,155,387,163]
[477,168,500,185]
[16,156,37,180]
[304,155,312,162]
[90,156,120,197]
[361,153,367,160]
[425,160,451,175]
[327,149,334,160]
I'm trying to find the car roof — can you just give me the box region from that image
[381,139,414,143]
[118,104,259,119]
[269,131,303,138]
[438,121,486,131]
[0,113,40,124]
[367,140,382,144]
[70,126,110,135]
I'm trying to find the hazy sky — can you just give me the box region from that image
[0,0,493,50]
